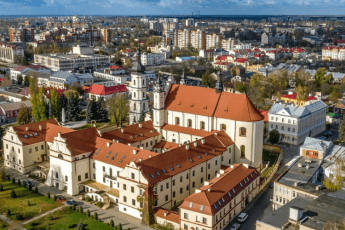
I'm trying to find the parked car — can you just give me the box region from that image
[56,195,66,201]
[319,136,327,140]
[66,199,77,206]
[237,213,248,223]
[23,180,32,187]
[326,131,332,136]
[230,223,241,230]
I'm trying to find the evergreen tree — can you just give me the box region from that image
[97,97,108,122]
[110,220,114,227]
[66,93,80,122]
[34,187,38,193]
[24,76,30,86]
[17,104,31,125]
[86,100,97,123]
[10,189,16,198]
[79,206,83,213]
[17,75,23,85]
[31,87,48,122]
[60,93,68,111]
[50,89,61,120]
[86,209,90,217]
[93,212,98,220]
[268,129,280,145]
[47,192,50,199]
[0,184,3,191]
[17,180,21,186]
[6,209,11,217]
[118,223,122,230]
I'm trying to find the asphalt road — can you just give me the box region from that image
[224,188,274,230]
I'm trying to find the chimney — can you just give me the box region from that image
[26,127,29,131]
[195,189,201,194]
[289,207,303,222]
[140,147,144,149]
[116,140,119,143]
[220,169,225,174]
[306,165,310,169]
[214,133,218,136]
[113,139,116,142]
[121,128,124,133]
[127,143,131,146]
[204,181,210,186]
[133,149,137,155]
[186,145,189,150]
[201,139,205,144]
[164,212,168,217]
[207,188,211,192]
[294,182,299,187]
[139,123,142,128]
[216,173,221,177]
[243,164,249,168]
[298,163,303,168]
[149,155,152,158]
[107,142,111,147]
[193,142,198,147]
[39,125,42,131]
[230,165,234,168]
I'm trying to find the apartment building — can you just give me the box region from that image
[179,164,260,230]
[141,52,165,66]
[191,30,206,50]
[0,42,24,64]
[100,28,111,44]
[322,46,345,61]
[175,29,191,49]
[163,22,179,31]
[273,156,325,210]
[261,33,269,44]
[185,18,195,27]
[206,33,223,50]
[8,27,35,43]
[49,71,94,89]
[221,38,235,51]
[10,65,51,84]
[93,71,129,85]
[34,45,110,72]
[268,100,327,145]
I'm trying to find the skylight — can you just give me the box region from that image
[95,148,101,155]
[240,183,242,187]
[222,198,225,203]
[24,135,28,138]
[232,189,235,193]
[105,151,111,158]
[214,204,217,209]
[34,132,38,136]
[150,174,155,178]
[111,153,118,160]
[197,155,201,159]
[169,167,174,171]
[228,192,231,197]
[176,163,181,168]
[218,200,221,205]
[189,202,193,208]
[29,133,33,137]
[200,205,204,211]
[156,171,160,176]
[133,158,137,162]
[204,151,208,156]
[189,158,193,163]
[162,169,167,173]
[119,155,126,163]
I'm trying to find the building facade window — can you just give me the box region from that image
[240,145,245,158]
[240,127,246,136]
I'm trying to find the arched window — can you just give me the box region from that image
[134,80,136,86]
[58,154,63,159]
[187,119,192,127]
[175,117,180,125]
[240,127,246,136]
[240,146,245,158]
[133,92,136,98]
[220,124,226,131]
[109,168,113,177]
[134,103,136,111]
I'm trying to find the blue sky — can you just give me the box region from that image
[0,0,344,15]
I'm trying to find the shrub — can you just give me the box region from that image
[53,195,56,201]
[15,213,24,220]
[72,202,76,210]
[30,221,38,226]
[86,209,90,217]
[29,184,32,190]
[95,201,103,208]
[6,175,10,181]
[118,223,122,230]
[7,209,11,217]
[0,184,3,191]
[23,181,26,188]
[68,223,76,228]
[27,200,31,206]
[17,180,21,186]
[47,192,50,199]
[12,178,15,183]
[10,189,16,198]
[79,206,83,213]
[77,221,85,230]
[34,187,38,193]
[85,197,92,202]
[93,212,98,220]
[110,220,114,227]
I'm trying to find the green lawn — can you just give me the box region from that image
[0,180,62,221]
[24,208,115,230]
[261,149,280,178]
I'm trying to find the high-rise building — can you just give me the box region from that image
[8,27,35,43]
[206,33,223,49]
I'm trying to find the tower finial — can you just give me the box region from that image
[215,71,223,93]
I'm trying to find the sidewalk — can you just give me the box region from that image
[0,215,26,230]
[22,206,66,225]
[5,168,154,230]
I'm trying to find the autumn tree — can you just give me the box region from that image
[108,94,129,127]
[294,85,309,103]
[17,104,31,125]
[50,88,61,120]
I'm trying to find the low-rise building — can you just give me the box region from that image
[0,100,32,124]
[49,71,94,89]
[268,100,327,145]
[141,52,165,66]
[84,84,128,101]
[0,42,24,63]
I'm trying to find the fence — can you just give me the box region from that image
[259,145,283,191]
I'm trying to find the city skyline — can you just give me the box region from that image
[1,0,345,16]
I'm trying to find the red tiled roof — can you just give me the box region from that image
[109,66,124,70]
[258,110,268,122]
[282,93,316,101]
[179,164,259,215]
[154,208,180,224]
[19,87,29,96]
[165,85,263,122]
[137,131,233,185]
[45,88,66,99]
[0,78,5,83]
[101,121,160,145]
[234,58,248,63]
[153,141,179,150]
[86,84,128,96]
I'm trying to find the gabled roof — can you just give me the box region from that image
[179,164,259,215]
[0,100,32,112]
[165,84,264,122]
[136,131,233,185]
[301,137,332,152]
[85,84,128,96]
[101,120,159,144]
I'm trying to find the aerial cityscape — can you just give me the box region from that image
[1,2,345,230]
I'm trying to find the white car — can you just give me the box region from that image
[237,213,248,223]
[230,223,241,230]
